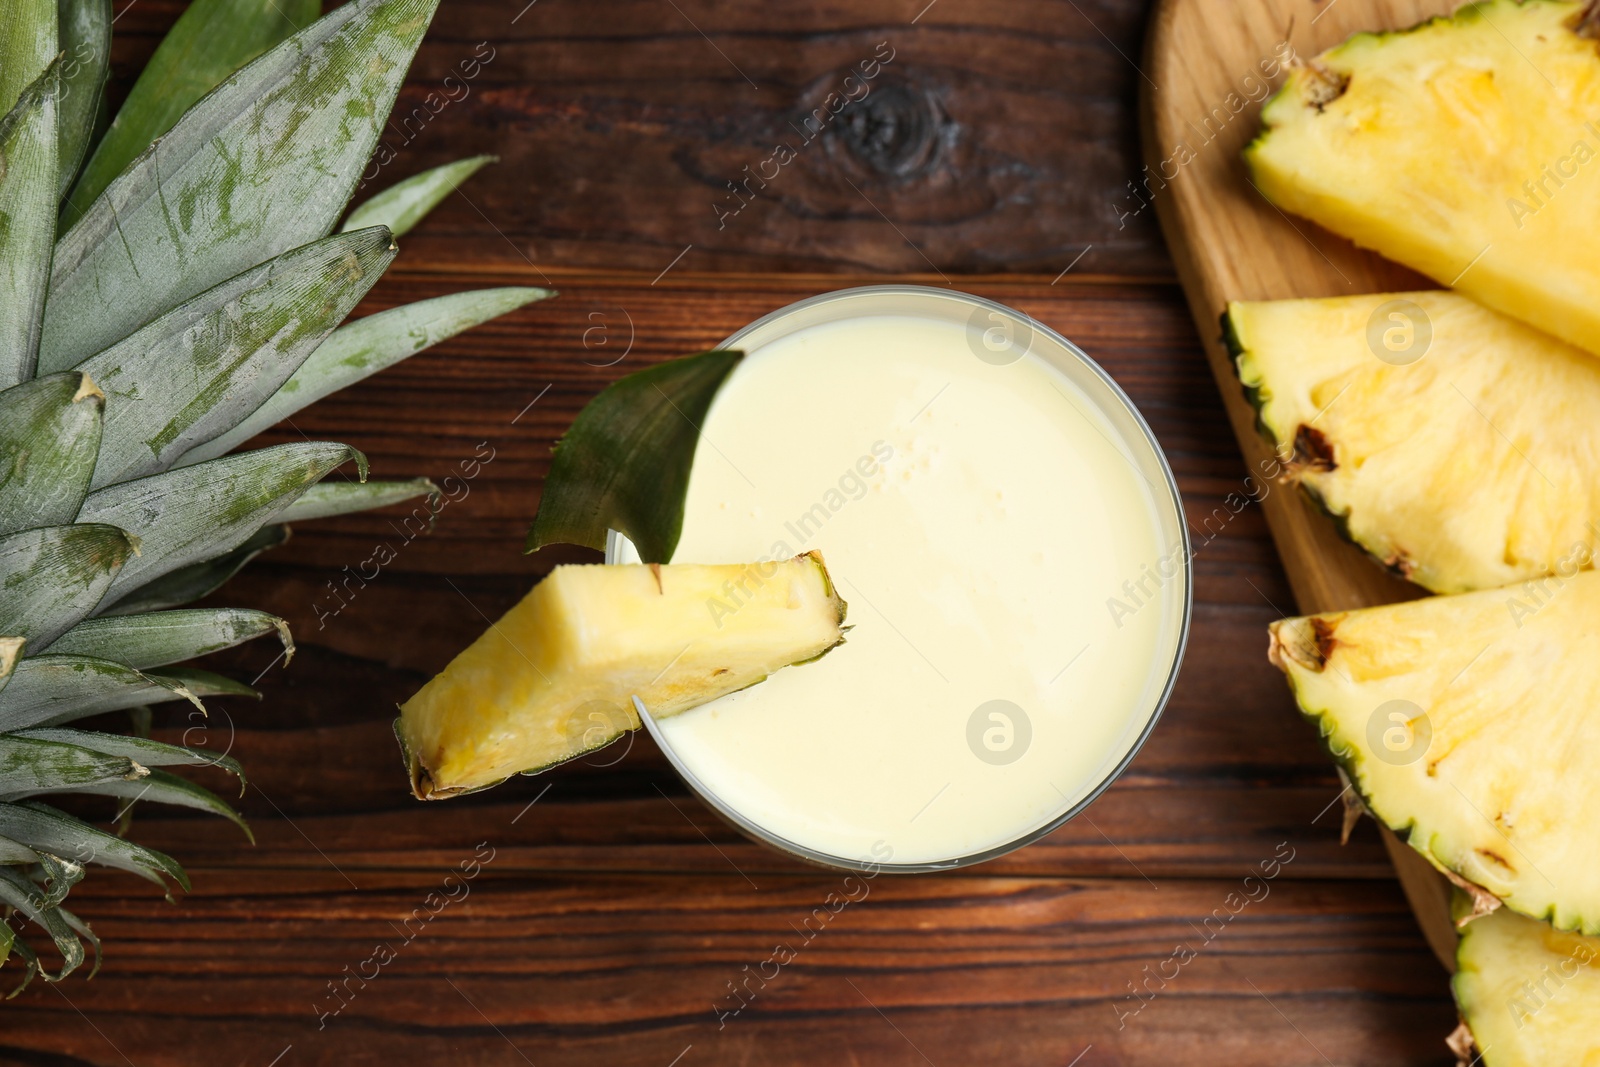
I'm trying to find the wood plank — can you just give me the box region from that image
[1141,0,1462,967]
[105,0,1176,278]
[2,875,1454,1066]
[92,781,1397,882]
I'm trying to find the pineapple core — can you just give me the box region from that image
[397,552,847,798]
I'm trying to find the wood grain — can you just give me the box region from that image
[107,0,1175,278]
[1141,0,1462,968]
[6,874,1453,1067]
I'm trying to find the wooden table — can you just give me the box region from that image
[1,1,1458,1063]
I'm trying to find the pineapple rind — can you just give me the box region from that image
[1220,309,1271,442]
[1245,0,1600,357]
[1229,292,1600,594]
[1268,575,1600,935]
[1453,900,1600,1066]
[398,553,848,799]
[1225,307,1383,577]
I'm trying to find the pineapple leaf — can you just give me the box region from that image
[149,666,260,703]
[75,227,398,485]
[4,936,40,997]
[63,769,251,842]
[0,801,189,892]
[0,60,60,388]
[62,0,319,227]
[276,478,438,523]
[43,0,442,368]
[99,524,289,617]
[55,0,112,200]
[0,0,54,118]
[82,442,365,605]
[41,608,291,669]
[0,867,84,980]
[0,525,134,648]
[528,350,744,563]
[0,834,40,865]
[17,728,244,785]
[0,372,105,535]
[56,906,99,980]
[342,154,495,238]
[0,734,141,799]
[0,655,207,733]
[29,850,86,909]
[178,287,553,466]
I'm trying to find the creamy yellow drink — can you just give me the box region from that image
[616,289,1188,867]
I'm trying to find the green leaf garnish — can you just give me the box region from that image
[527,350,743,564]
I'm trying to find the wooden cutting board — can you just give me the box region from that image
[1141,0,1464,970]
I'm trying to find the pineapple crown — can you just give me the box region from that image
[0,0,549,989]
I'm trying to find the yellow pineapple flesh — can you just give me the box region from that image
[1453,900,1600,1066]
[1228,291,1600,594]
[1269,572,1600,934]
[1246,0,1600,357]
[398,553,847,798]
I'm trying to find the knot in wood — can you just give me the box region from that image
[832,79,941,179]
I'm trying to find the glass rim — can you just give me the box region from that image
[609,283,1194,874]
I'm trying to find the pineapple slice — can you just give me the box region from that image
[1245,0,1600,357]
[1452,901,1600,1066]
[398,553,847,798]
[1228,291,1600,594]
[1269,572,1600,934]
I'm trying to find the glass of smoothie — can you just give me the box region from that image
[610,285,1190,872]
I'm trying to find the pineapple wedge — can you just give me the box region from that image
[1245,0,1600,357]
[1228,291,1600,594]
[1453,901,1600,1066]
[1269,572,1600,934]
[399,553,847,798]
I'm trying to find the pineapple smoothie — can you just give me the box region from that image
[616,288,1189,868]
